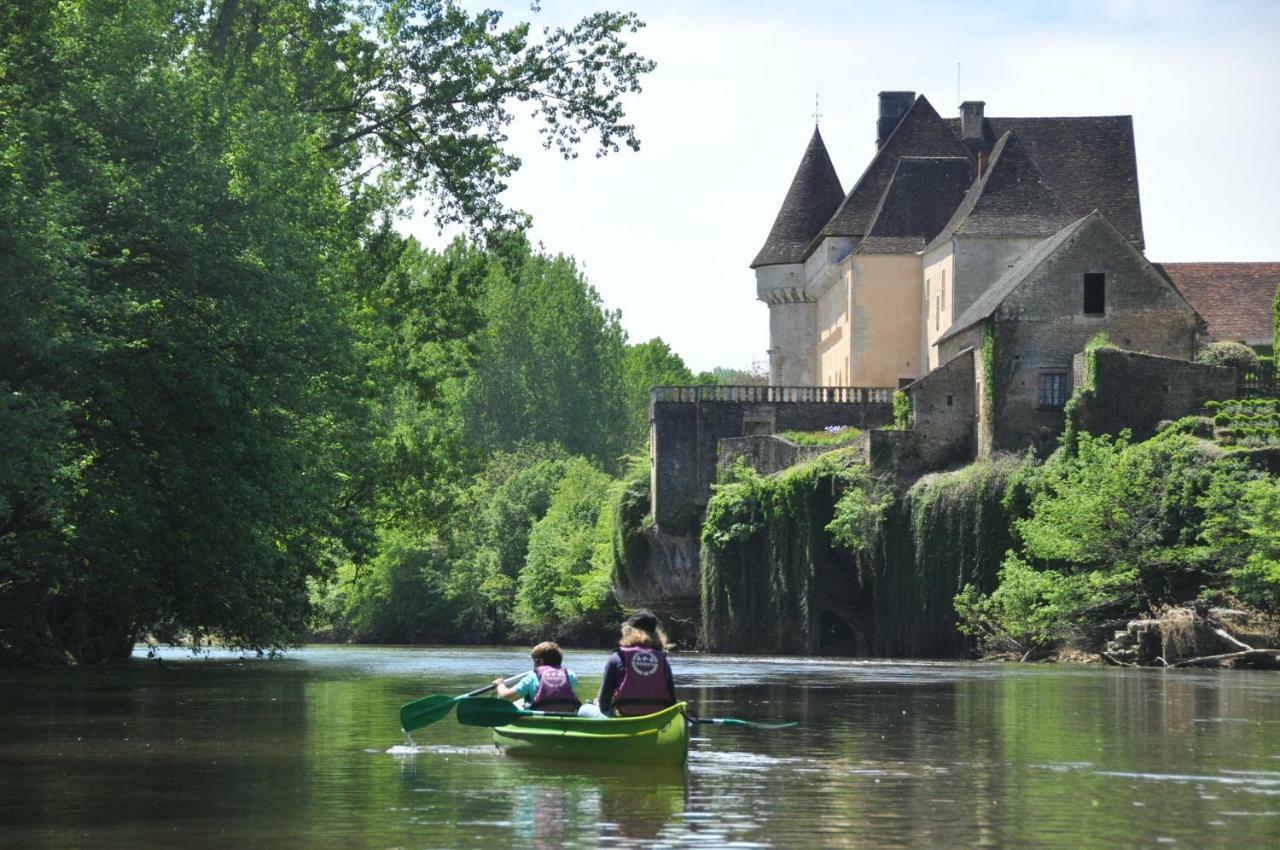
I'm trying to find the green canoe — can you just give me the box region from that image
[490,702,690,766]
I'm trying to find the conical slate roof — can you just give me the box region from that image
[925,131,1075,252]
[751,127,844,268]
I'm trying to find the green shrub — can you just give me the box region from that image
[1196,340,1261,373]
[892,390,913,430]
[780,428,861,447]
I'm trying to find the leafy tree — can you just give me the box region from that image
[622,338,694,447]
[956,426,1271,655]
[0,0,653,663]
[461,238,630,470]
[514,457,621,638]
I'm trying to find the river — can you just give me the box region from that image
[2,646,1279,848]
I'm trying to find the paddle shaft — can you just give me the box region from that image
[463,673,526,699]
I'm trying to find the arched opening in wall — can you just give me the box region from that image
[818,608,862,656]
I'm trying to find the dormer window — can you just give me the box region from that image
[1083,273,1105,315]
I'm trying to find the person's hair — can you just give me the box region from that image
[619,622,666,651]
[530,641,563,667]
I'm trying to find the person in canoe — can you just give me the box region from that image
[492,641,582,714]
[593,609,677,717]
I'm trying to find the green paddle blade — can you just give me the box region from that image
[715,718,798,730]
[456,697,527,727]
[685,715,798,730]
[399,694,461,733]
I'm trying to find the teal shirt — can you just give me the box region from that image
[513,667,579,703]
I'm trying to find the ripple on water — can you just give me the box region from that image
[385,744,495,756]
[1095,770,1280,788]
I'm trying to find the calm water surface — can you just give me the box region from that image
[2,646,1280,848]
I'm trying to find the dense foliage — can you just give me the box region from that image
[0,0,660,663]
[956,425,1280,655]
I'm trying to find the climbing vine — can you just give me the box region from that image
[700,449,862,653]
[1060,332,1116,453]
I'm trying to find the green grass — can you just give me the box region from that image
[779,428,862,447]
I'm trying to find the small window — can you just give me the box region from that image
[935,295,940,330]
[1083,273,1105,315]
[941,269,947,310]
[898,377,914,389]
[946,394,954,407]
[1038,373,1068,409]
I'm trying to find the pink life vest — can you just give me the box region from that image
[611,646,674,716]
[530,665,580,712]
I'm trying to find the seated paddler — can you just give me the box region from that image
[493,641,582,713]
[596,609,677,717]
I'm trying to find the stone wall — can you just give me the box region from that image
[650,386,894,533]
[986,217,1200,454]
[1072,348,1236,441]
[906,347,976,466]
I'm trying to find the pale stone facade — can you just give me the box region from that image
[751,92,1160,394]
[744,89,1263,460]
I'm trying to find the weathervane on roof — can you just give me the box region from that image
[813,91,822,127]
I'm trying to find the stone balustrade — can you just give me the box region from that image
[650,385,895,406]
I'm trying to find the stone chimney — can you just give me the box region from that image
[960,100,985,142]
[876,91,915,148]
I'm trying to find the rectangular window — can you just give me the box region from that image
[1038,373,1068,409]
[1083,273,1105,315]
[935,295,940,330]
[941,270,947,311]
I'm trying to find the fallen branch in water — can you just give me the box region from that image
[1168,649,1280,669]
[1101,651,1136,667]
[1209,626,1253,653]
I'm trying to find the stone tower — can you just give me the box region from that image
[751,127,844,386]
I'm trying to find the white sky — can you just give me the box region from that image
[403,0,1280,373]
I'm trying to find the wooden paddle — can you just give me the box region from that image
[456,697,798,730]
[399,674,526,733]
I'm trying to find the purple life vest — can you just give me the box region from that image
[530,665,580,712]
[611,646,674,716]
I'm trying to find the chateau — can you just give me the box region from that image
[752,92,1275,404]
[646,91,1275,540]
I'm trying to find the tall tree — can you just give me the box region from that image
[461,236,631,470]
[0,0,653,663]
[622,338,694,448]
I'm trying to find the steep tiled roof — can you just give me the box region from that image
[810,96,972,252]
[945,115,1144,248]
[937,212,1096,343]
[1155,262,1280,345]
[924,131,1074,252]
[751,127,845,268]
[857,157,973,255]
